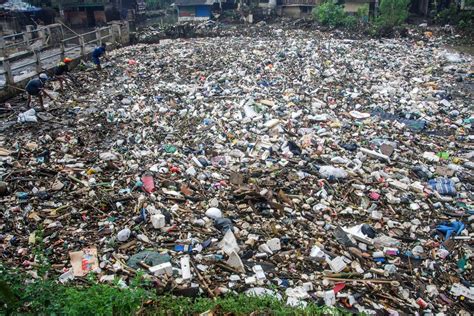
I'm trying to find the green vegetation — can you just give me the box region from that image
[0,264,350,315]
[312,0,410,35]
[0,265,154,315]
[375,0,410,28]
[311,1,361,28]
[312,2,348,27]
[156,294,346,315]
[434,4,474,29]
[145,0,174,10]
[356,4,370,23]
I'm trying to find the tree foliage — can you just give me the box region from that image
[376,0,410,27]
[312,2,346,27]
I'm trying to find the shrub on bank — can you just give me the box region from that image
[435,4,474,30]
[376,0,410,28]
[312,0,410,35]
[312,1,347,27]
[312,1,362,28]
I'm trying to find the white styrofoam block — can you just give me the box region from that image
[180,256,191,280]
[266,238,281,251]
[149,262,172,276]
[253,265,266,280]
[151,214,166,229]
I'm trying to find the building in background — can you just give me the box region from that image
[276,0,374,18]
[51,0,142,27]
[0,0,41,34]
[343,0,373,13]
[175,0,214,21]
[278,0,316,18]
[51,0,108,26]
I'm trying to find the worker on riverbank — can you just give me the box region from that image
[53,57,74,91]
[25,73,53,108]
[92,43,108,70]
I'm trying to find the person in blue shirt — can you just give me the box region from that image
[92,43,108,70]
[25,73,53,108]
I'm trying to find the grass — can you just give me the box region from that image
[153,295,345,315]
[0,264,351,315]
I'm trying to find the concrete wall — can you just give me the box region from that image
[344,2,367,13]
[280,6,314,18]
[281,6,302,18]
[65,11,88,26]
[0,19,19,36]
[64,10,107,26]
[94,11,107,24]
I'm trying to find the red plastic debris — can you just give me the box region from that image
[142,174,155,193]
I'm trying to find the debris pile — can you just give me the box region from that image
[137,21,221,42]
[0,27,473,314]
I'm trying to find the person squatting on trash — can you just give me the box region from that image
[25,73,53,108]
[53,57,74,91]
[92,43,108,70]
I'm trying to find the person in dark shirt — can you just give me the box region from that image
[92,43,108,70]
[54,57,73,91]
[25,73,52,108]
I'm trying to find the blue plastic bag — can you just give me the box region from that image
[436,221,465,240]
[428,178,456,196]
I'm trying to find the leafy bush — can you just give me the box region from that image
[357,4,370,22]
[312,2,345,27]
[435,4,474,29]
[376,0,410,28]
[344,14,358,28]
[312,1,360,28]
